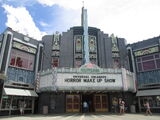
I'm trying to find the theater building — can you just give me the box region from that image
[37,7,136,114]
[128,37,160,112]
[0,28,42,115]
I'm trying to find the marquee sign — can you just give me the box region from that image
[40,73,123,91]
[134,46,159,57]
[39,66,136,92]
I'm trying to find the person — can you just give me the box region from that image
[19,101,26,115]
[119,98,125,115]
[83,101,88,113]
[112,97,118,113]
[144,101,152,116]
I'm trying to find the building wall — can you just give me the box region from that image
[0,28,41,116]
[42,27,129,70]
[60,29,74,67]
[7,67,35,84]
[38,92,65,114]
[118,38,129,70]
[42,35,53,70]
[129,36,160,89]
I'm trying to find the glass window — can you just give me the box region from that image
[155,54,159,58]
[136,53,160,72]
[143,60,155,71]
[142,55,154,61]
[75,60,82,68]
[113,59,120,68]
[9,49,35,71]
[52,59,59,67]
[156,59,160,68]
[137,63,142,71]
[25,99,32,108]
[136,58,141,62]
[90,59,96,65]
[2,96,11,109]
[140,96,160,108]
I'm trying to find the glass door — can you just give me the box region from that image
[66,94,80,112]
[94,94,108,112]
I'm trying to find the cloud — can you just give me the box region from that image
[2,4,46,40]
[0,0,36,7]
[39,21,49,27]
[37,0,82,9]
[37,0,160,43]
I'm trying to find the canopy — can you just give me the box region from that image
[3,88,38,97]
[136,89,160,96]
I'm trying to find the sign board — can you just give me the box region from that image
[56,73,123,91]
[39,67,135,92]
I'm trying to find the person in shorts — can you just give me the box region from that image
[144,101,152,116]
[119,98,125,115]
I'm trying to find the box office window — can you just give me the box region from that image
[9,49,35,71]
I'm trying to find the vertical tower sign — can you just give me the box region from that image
[81,6,90,64]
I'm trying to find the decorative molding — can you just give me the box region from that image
[89,35,96,52]
[24,36,30,42]
[111,34,119,52]
[13,37,37,48]
[74,35,83,52]
[0,73,7,80]
[134,46,159,57]
[13,41,36,54]
[52,33,60,50]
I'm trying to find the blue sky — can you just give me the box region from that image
[0,0,160,43]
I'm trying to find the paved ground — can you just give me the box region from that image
[0,113,159,120]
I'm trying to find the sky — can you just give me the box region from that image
[0,0,160,43]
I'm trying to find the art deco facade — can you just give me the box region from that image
[0,7,159,115]
[37,7,136,114]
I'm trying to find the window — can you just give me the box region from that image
[90,59,96,65]
[136,58,141,62]
[142,55,153,61]
[2,96,11,109]
[75,60,82,68]
[143,61,155,71]
[113,59,120,68]
[52,59,59,67]
[136,53,160,72]
[140,96,160,108]
[9,49,35,71]
[156,59,160,68]
[137,63,142,72]
[155,54,159,58]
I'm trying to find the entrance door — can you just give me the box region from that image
[94,94,108,112]
[66,94,80,112]
[82,94,93,112]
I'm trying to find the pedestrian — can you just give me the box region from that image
[19,101,26,115]
[112,97,118,113]
[119,98,125,115]
[83,101,88,113]
[144,101,152,116]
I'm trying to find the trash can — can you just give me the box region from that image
[130,105,136,113]
[43,106,48,114]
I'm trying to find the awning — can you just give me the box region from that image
[136,89,160,96]
[3,88,38,97]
